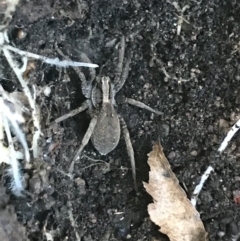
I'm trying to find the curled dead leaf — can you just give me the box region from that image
[143,141,207,241]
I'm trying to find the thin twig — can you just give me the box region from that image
[5,45,98,68]
[218,119,240,153]
[191,166,214,207]
[3,49,40,158]
[67,201,81,241]
[3,115,23,195]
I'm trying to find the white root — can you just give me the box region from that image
[0,0,20,31]
[3,115,23,196]
[0,25,98,195]
[67,201,81,241]
[0,87,29,195]
[1,29,98,159]
[0,87,30,162]
[3,49,40,159]
[191,166,214,207]
[218,119,240,153]
[5,44,98,68]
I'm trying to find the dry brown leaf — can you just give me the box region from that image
[143,141,207,241]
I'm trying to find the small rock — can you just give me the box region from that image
[0,206,28,241]
[29,174,42,194]
[83,234,93,241]
[214,96,222,107]
[228,221,239,235]
[220,216,233,225]
[230,142,237,151]
[89,213,97,223]
[126,234,131,239]
[219,119,229,129]
[200,191,213,204]
[190,150,198,156]
[43,86,51,96]
[74,177,86,195]
[217,231,225,238]
[230,112,240,123]
[168,151,176,159]
[233,190,240,204]
[162,124,170,136]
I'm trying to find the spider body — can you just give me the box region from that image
[91,77,121,155]
[55,36,162,190]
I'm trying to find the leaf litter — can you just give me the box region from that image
[143,141,207,241]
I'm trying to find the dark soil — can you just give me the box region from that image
[2,0,240,240]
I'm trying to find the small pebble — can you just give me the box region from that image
[43,86,51,97]
[230,112,240,123]
[168,151,176,159]
[228,221,239,235]
[126,234,131,239]
[217,231,225,238]
[162,124,170,136]
[219,119,229,129]
[190,150,198,156]
[74,177,86,194]
[17,29,27,39]
[89,213,97,223]
[29,174,41,194]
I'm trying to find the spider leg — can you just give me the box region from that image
[119,116,138,192]
[68,115,98,175]
[55,46,96,98]
[113,57,131,95]
[53,100,90,123]
[112,35,132,97]
[78,71,93,99]
[80,53,96,82]
[124,97,163,115]
[78,53,96,98]
[113,36,125,85]
[91,83,102,108]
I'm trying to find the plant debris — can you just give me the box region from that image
[218,119,240,153]
[144,141,207,241]
[191,165,214,207]
[0,186,28,241]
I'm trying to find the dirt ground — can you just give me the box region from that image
[1,0,240,240]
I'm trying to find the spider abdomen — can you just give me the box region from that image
[91,103,120,155]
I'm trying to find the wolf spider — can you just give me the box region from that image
[55,36,162,191]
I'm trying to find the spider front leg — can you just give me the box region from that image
[119,116,138,192]
[114,36,125,85]
[55,46,96,98]
[113,57,131,94]
[53,99,91,123]
[113,36,131,94]
[68,115,98,175]
[79,53,96,98]
[124,98,163,116]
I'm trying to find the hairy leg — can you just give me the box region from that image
[113,57,131,94]
[53,100,90,123]
[113,36,125,86]
[55,46,96,98]
[112,35,132,95]
[68,116,98,175]
[124,97,163,115]
[120,116,138,192]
